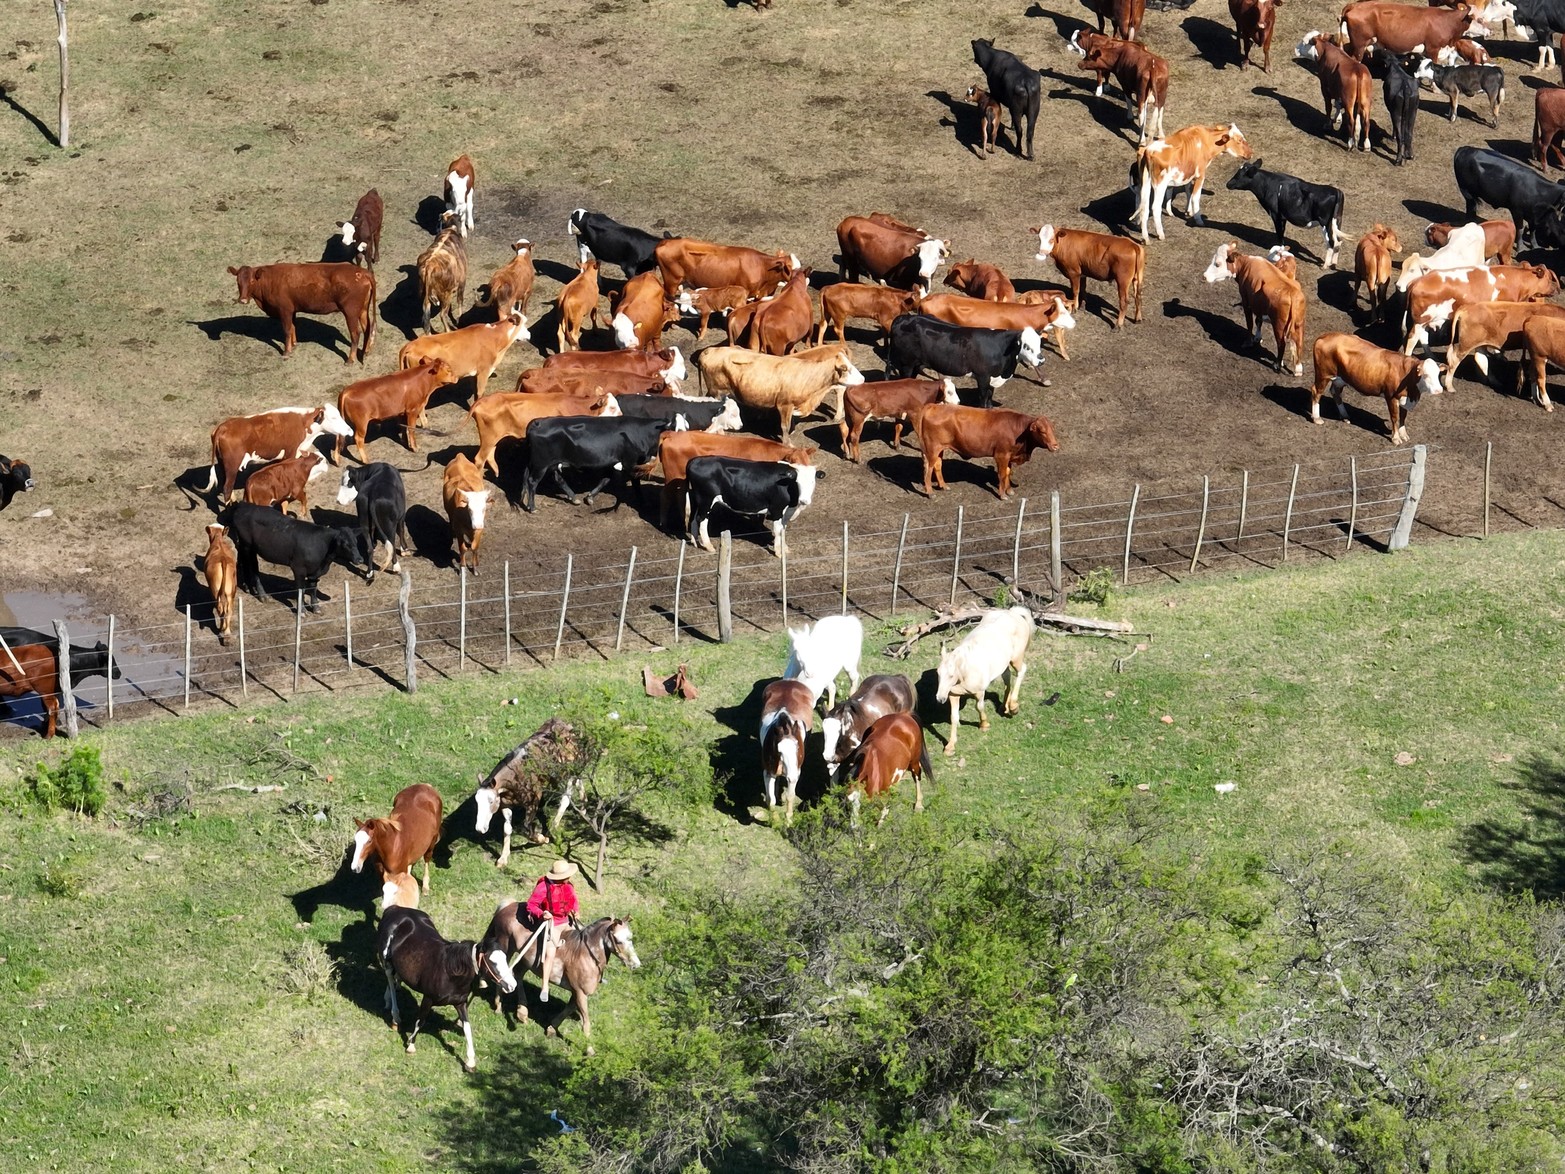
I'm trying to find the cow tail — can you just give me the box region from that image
[366,268,379,354]
[200,434,219,493]
[919,740,935,786]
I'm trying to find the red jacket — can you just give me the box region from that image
[526,877,578,923]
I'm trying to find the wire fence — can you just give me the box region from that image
[7,443,1426,735]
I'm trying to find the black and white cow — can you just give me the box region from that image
[1424,60,1505,126]
[567,209,668,278]
[519,415,686,513]
[614,394,743,433]
[1510,0,1565,70]
[685,456,821,558]
[971,39,1041,160]
[336,462,409,584]
[1225,159,1346,269]
[228,501,366,612]
[377,906,517,1073]
[1,455,35,512]
[1453,146,1565,245]
[886,314,1043,408]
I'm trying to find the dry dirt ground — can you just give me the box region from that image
[1,0,1562,642]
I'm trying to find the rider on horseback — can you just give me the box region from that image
[525,859,579,1002]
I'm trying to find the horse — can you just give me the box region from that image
[821,674,916,775]
[0,630,119,739]
[481,901,641,1056]
[760,678,814,825]
[783,614,863,709]
[934,606,1034,755]
[377,906,517,1072]
[838,712,933,826]
[472,717,582,869]
[379,871,420,915]
[351,783,443,894]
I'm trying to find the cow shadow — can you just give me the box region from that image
[926,89,986,155]
[404,502,452,567]
[1162,296,1265,359]
[1252,84,1334,141]
[1196,216,1283,253]
[1485,137,1535,163]
[1519,74,1557,92]
[1403,197,1459,224]
[1080,186,1139,234]
[1041,73,1140,143]
[380,264,426,340]
[318,233,359,266]
[413,195,446,236]
[1316,269,1363,317]
[1258,381,1314,423]
[190,314,346,360]
[868,450,1000,494]
[169,563,218,631]
[1183,16,1235,71]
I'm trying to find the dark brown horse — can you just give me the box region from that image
[352,783,443,894]
[482,901,641,1056]
[821,674,915,775]
[840,712,933,826]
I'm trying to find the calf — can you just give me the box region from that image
[1033,224,1144,328]
[1075,35,1169,143]
[417,211,468,334]
[1132,122,1254,241]
[1226,158,1345,268]
[568,208,666,278]
[0,634,119,740]
[816,283,923,344]
[337,462,410,581]
[242,451,329,517]
[942,259,1015,302]
[1201,242,1306,376]
[1310,333,1442,444]
[397,311,529,401]
[964,85,1003,154]
[444,154,476,237]
[840,377,960,462]
[1534,86,1565,170]
[442,454,490,573]
[759,679,814,825]
[1426,60,1505,124]
[887,315,1043,407]
[227,500,365,611]
[1354,224,1403,317]
[1,455,35,511]
[1231,0,1276,71]
[517,366,671,399]
[555,259,604,351]
[1438,37,1491,66]
[227,262,377,362]
[677,284,751,342]
[917,404,1058,499]
[1376,47,1424,165]
[1520,314,1565,409]
[335,189,383,269]
[971,39,1041,159]
[1453,145,1565,245]
[203,523,238,643]
[336,358,459,464]
[1296,32,1373,153]
[1426,219,1514,264]
[479,239,535,320]
[616,393,742,433]
[734,265,814,355]
[686,456,821,557]
[1090,0,1146,41]
[202,405,353,504]
[520,416,682,513]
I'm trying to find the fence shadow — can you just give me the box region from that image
[1459,753,1565,899]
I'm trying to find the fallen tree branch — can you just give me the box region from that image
[884,602,1133,659]
[215,783,287,794]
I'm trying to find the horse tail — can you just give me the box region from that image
[919,741,935,786]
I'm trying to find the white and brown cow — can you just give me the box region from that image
[200,406,353,503]
[1311,333,1442,444]
[1132,123,1254,242]
[1403,264,1560,353]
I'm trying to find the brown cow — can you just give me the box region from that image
[1354,224,1403,317]
[417,211,469,333]
[1535,87,1565,171]
[1076,35,1169,143]
[1340,2,1484,59]
[654,238,797,300]
[479,239,535,320]
[1519,316,1565,409]
[1089,0,1146,40]
[242,451,329,517]
[445,153,476,236]
[675,285,750,342]
[397,310,529,400]
[964,85,1003,155]
[943,259,1015,301]
[1202,242,1307,375]
[203,523,238,643]
[730,266,813,354]
[1447,300,1565,393]
[1231,0,1276,72]
[555,259,604,351]
[916,292,1077,359]
[335,189,383,268]
[1311,333,1442,444]
[835,215,949,289]
[656,432,816,527]
[1440,37,1491,66]
[469,392,621,477]
[1032,224,1144,328]
[336,358,459,463]
[816,283,923,345]
[442,453,490,572]
[840,377,960,462]
[1132,123,1254,241]
[1404,264,1560,353]
[227,262,377,363]
[542,345,686,387]
[517,367,671,398]
[1426,219,1513,264]
[612,270,677,350]
[1297,31,1373,153]
[201,405,353,503]
[918,404,1059,499]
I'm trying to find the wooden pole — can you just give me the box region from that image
[503,561,512,666]
[1282,464,1300,561]
[1483,440,1492,539]
[950,506,965,605]
[779,542,788,627]
[1388,444,1428,551]
[1238,470,1250,541]
[54,0,69,150]
[1190,476,1209,574]
[553,554,572,662]
[344,579,354,670]
[1050,491,1062,603]
[53,619,77,738]
[459,563,468,672]
[238,594,248,699]
[1012,497,1027,587]
[841,520,849,615]
[717,531,733,643]
[105,614,115,721]
[673,540,686,643]
[292,591,303,694]
[185,604,194,709]
[1346,457,1358,553]
[1122,484,1140,586]
[615,546,637,652]
[399,570,417,694]
[891,512,909,616]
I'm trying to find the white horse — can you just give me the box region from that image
[784,614,863,709]
[934,606,1034,755]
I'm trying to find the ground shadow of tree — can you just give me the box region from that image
[436,1034,576,1170]
[1459,753,1565,899]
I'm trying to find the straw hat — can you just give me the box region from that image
[545,859,577,882]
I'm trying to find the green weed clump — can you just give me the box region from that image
[27,745,106,817]
[1069,566,1115,608]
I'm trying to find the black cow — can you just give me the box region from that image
[0,627,121,684]
[227,501,366,612]
[614,394,742,433]
[1453,146,1565,246]
[1372,49,1422,166]
[1,455,35,512]
[1225,159,1346,269]
[886,314,1044,408]
[971,39,1041,160]
[335,462,409,585]
[1425,61,1505,126]
[519,415,685,513]
[685,456,822,557]
[377,906,517,1073]
[567,209,667,279]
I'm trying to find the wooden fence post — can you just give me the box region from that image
[717,531,733,643]
[1122,484,1140,586]
[503,561,512,666]
[54,0,69,149]
[185,604,194,709]
[673,540,686,644]
[1012,497,1027,586]
[238,594,247,699]
[615,546,637,653]
[459,563,468,672]
[399,570,417,694]
[1238,470,1250,541]
[950,506,965,605]
[105,614,115,721]
[1483,441,1492,539]
[1190,476,1209,574]
[1345,457,1358,553]
[891,512,909,616]
[1050,491,1062,602]
[780,543,788,626]
[292,591,303,694]
[53,619,77,738]
[1388,444,1427,551]
[553,554,572,662]
[1282,464,1300,562]
[344,579,354,670]
[841,520,849,615]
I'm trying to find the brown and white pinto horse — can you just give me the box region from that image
[840,712,933,826]
[482,902,641,1056]
[760,679,815,825]
[352,783,443,894]
[821,674,916,776]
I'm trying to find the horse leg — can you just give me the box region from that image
[406,995,431,1054]
[381,960,402,1029]
[945,695,961,756]
[764,767,778,820]
[458,1002,477,1072]
[847,787,862,828]
[496,808,512,869]
[975,691,990,731]
[421,848,432,894]
[1005,660,1028,716]
[913,764,924,813]
[576,990,594,1057]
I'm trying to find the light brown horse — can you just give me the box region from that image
[481,901,641,1056]
[351,783,443,894]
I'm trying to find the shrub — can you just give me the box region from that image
[28,745,107,816]
[1068,566,1114,608]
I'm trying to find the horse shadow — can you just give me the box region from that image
[290,846,377,925]
[440,1043,575,1163]
[380,264,426,340]
[1458,753,1565,900]
[413,195,447,235]
[189,313,348,360]
[327,914,387,1019]
[711,677,836,825]
[1183,16,1235,71]
[926,89,986,155]
[1252,84,1334,141]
